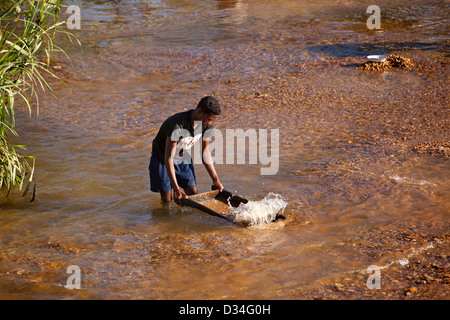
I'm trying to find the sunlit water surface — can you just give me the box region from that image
[0,0,448,299]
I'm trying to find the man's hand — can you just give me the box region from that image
[173,188,187,206]
[212,178,224,192]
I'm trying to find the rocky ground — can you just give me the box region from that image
[312,231,449,300]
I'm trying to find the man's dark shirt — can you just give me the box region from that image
[152,109,213,163]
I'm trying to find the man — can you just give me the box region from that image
[149,96,223,205]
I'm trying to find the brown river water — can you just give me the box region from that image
[0,0,448,299]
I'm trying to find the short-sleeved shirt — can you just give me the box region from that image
[151,109,214,164]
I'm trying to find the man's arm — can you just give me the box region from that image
[164,136,186,204]
[202,139,223,191]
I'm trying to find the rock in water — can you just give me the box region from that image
[358,54,414,71]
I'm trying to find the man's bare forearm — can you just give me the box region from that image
[203,161,218,181]
[202,141,218,180]
[164,157,179,190]
[164,138,179,191]
[202,140,223,190]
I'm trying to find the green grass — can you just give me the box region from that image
[0,0,76,196]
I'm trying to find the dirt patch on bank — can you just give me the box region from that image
[356,54,449,72]
[413,141,450,158]
[301,224,450,300]
[358,54,414,71]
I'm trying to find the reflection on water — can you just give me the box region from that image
[0,0,448,299]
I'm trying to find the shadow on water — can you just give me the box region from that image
[307,42,449,58]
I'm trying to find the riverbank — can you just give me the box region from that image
[305,225,449,299]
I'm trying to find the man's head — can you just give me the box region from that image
[196,96,221,126]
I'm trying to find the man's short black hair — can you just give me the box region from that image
[197,96,221,115]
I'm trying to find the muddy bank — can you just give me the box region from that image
[303,223,449,300]
[413,141,450,158]
[307,240,449,300]
[357,54,415,71]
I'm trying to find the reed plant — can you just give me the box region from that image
[1,0,71,196]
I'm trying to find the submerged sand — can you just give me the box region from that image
[1,0,448,300]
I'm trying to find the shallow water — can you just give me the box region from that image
[0,0,448,299]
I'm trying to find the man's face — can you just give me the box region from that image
[200,111,218,127]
